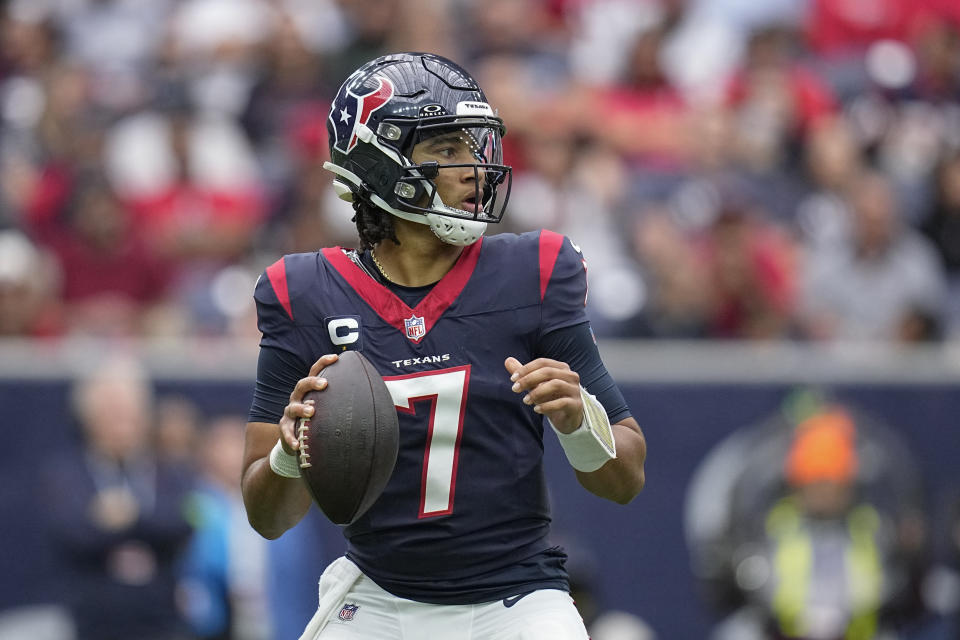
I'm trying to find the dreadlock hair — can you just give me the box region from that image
[352,198,399,251]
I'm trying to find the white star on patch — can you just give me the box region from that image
[339,107,352,123]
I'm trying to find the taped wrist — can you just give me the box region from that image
[269,439,301,478]
[548,386,617,472]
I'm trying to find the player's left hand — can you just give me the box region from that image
[505,357,584,434]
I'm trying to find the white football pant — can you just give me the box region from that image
[300,557,590,640]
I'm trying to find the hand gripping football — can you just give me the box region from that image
[297,351,399,525]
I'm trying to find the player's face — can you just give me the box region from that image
[410,130,488,215]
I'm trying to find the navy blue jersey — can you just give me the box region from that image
[252,230,621,603]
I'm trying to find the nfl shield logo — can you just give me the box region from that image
[404,315,426,341]
[338,603,359,622]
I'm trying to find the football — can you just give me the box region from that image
[296,350,399,525]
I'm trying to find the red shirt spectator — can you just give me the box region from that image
[806,0,960,55]
[697,210,797,339]
[29,176,172,336]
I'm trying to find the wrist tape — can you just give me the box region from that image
[269,439,301,478]
[548,386,617,472]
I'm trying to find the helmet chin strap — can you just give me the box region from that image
[324,162,487,246]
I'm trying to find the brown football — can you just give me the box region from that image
[296,350,399,525]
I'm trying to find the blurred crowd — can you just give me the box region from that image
[0,354,275,640]
[2,0,960,343]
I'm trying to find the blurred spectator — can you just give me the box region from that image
[155,395,202,466]
[588,20,690,168]
[900,16,960,106]
[799,170,948,342]
[104,91,265,264]
[325,0,401,86]
[461,0,567,71]
[0,6,58,77]
[50,0,175,112]
[806,0,917,59]
[2,61,98,229]
[167,0,276,116]
[566,0,668,89]
[629,205,710,338]
[240,7,331,193]
[724,26,837,178]
[922,151,960,336]
[659,0,807,100]
[464,0,574,174]
[0,229,61,336]
[387,0,457,59]
[685,391,929,640]
[922,151,960,275]
[849,18,960,212]
[41,356,196,640]
[180,416,270,640]
[101,87,266,333]
[696,203,798,339]
[794,115,864,250]
[30,174,174,336]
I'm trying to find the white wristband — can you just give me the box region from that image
[269,439,301,478]
[548,387,617,472]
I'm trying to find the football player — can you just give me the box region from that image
[241,52,647,640]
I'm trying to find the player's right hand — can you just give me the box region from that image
[279,354,339,454]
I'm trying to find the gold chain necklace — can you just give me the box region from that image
[370,249,393,283]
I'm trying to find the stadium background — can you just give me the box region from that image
[1,0,959,638]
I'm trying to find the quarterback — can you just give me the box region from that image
[241,52,647,639]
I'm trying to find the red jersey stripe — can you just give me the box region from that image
[265,257,294,320]
[538,229,565,301]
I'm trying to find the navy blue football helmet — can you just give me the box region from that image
[324,52,512,246]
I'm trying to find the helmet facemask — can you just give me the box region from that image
[392,116,512,225]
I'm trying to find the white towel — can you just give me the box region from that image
[298,556,363,640]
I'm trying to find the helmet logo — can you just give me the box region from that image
[330,76,396,154]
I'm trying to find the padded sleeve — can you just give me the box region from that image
[535,321,632,424]
[538,231,590,335]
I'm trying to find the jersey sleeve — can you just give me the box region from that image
[248,259,313,424]
[247,346,308,424]
[538,230,589,335]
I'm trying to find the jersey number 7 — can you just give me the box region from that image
[383,366,471,519]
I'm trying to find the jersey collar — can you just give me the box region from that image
[322,238,483,343]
